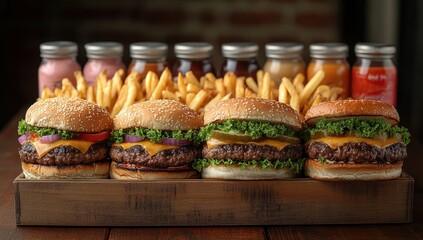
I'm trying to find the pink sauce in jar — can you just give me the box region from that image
[83,42,126,85]
[38,41,81,97]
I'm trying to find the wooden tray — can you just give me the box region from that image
[13,173,414,226]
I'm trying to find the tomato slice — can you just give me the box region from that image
[76,131,110,142]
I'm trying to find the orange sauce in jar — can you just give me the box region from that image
[172,42,215,80]
[307,43,350,98]
[128,42,168,81]
[220,42,260,78]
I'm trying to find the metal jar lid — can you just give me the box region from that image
[130,42,168,60]
[265,42,303,59]
[174,42,213,59]
[85,42,123,59]
[310,43,348,58]
[355,43,396,58]
[222,42,258,59]
[40,41,78,58]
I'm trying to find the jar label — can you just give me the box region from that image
[351,66,397,107]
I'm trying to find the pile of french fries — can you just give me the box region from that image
[40,68,343,117]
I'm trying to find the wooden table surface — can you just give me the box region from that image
[1,109,423,240]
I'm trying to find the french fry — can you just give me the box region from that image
[290,94,300,112]
[185,71,200,86]
[330,87,343,101]
[162,90,177,100]
[187,83,201,93]
[177,72,187,101]
[220,93,232,101]
[111,85,128,118]
[235,77,245,98]
[314,85,331,100]
[75,71,87,99]
[244,88,256,98]
[311,93,323,106]
[223,72,236,96]
[278,81,289,104]
[246,77,258,93]
[205,72,216,82]
[86,86,95,103]
[41,87,54,99]
[111,70,123,99]
[103,80,112,110]
[293,73,305,94]
[123,77,138,108]
[282,77,297,97]
[189,90,207,111]
[261,72,271,99]
[205,93,223,109]
[215,78,226,96]
[302,102,311,115]
[150,68,170,100]
[186,92,196,106]
[203,80,215,90]
[299,70,325,106]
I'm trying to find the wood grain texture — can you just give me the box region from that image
[14,174,413,226]
[109,227,266,240]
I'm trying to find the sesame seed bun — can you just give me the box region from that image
[305,100,399,125]
[113,100,203,130]
[304,159,403,181]
[21,160,110,179]
[203,98,304,131]
[25,98,113,133]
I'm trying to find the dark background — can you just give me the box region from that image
[2,0,423,190]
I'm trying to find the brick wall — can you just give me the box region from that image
[2,0,341,128]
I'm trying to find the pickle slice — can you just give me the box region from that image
[211,130,254,142]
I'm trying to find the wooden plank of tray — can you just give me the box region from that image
[13,173,414,226]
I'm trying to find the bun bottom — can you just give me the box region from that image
[22,161,110,179]
[109,161,199,180]
[201,164,295,180]
[305,159,403,181]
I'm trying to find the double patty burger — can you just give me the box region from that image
[18,98,113,179]
[109,100,203,180]
[194,98,305,180]
[304,100,410,181]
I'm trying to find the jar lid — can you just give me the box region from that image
[222,42,258,59]
[310,43,348,58]
[174,42,213,59]
[40,41,78,58]
[355,43,396,58]
[130,42,168,60]
[85,42,123,59]
[265,42,303,59]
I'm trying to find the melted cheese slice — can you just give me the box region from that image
[112,141,178,156]
[29,139,95,158]
[307,136,401,149]
[207,138,291,151]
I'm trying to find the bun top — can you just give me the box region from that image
[114,99,203,130]
[25,98,113,133]
[204,98,304,130]
[305,100,400,125]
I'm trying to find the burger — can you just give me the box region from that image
[303,100,410,181]
[109,99,203,180]
[193,97,305,180]
[18,98,113,179]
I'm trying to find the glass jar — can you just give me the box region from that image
[83,42,126,85]
[307,43,350,98]
[128,42,168,81]
[172,42,215,80]
[38,41,81,97]
[263,42,305,84]
[352,43,397,106]
[220,42,260,78]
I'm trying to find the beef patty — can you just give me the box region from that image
[110,145,201,168]
[306,141,407,163]
[202,143,304,162]
[19,141,109,166]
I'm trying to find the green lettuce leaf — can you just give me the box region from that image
[192,158,305,174]
[111,127,202,144]
[303,118,410,145]
[17,120,77,139]
[198,119,296,141]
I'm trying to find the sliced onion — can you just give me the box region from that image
[160,138,191,146]
[40,134,61,143]
[124,135,143,142]
[18,133,30,145]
